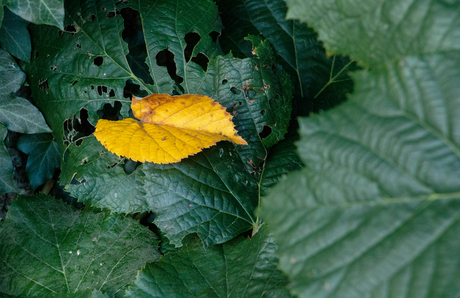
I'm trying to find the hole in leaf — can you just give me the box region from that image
[62,109,95,145]
[106,11,116,18]
[71,80,78,86]
[260,109,266,115]
[222,79,228,85]
[115,0,128,5]
[38,79,49,92]
[209,31,219,43]
[76,42,81,48]
[230,87,241,95]
[58,30,63,36]
[239,101,243,105]
[120,7,154,85]
[76,139,83,146]
[109,89,115,97]
[258,125,272,139]
[97,85,108,96]
[88,14,96,21]
[97,101,123,120]
[191,53,209,72]
[184,32,201,62]
[124,159,141,174]
[49,65,57,71]
[64,25,77,36]
[90,85,95,90]
[156,48,183,85]
[34,51,39,59]
[93,56,103,66]
[102,7,106,11]
[107,162,118,169]
[123,79,148,98]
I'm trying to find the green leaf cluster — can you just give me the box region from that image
[1,0,459,297]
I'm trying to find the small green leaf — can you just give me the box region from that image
[125,226,292,298]
[4,0,64,29]
[0,193,160,297]
[0,49,50,133]
[0,7,31,62]
[0,124,16,193]
[17,133,61,190]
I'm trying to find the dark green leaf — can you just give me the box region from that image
[260,52,460,297]
[61,136,149,214]
[284,0,460,67]
[0,7,31,62]
[125,226,292,298]
[0,49,50,133]
[25,0,295,248]
[17,133,61,190]
[218,0,355,113]
[49,289,109,298]
[0,193,160,297]
[0,124,16,193]
[3,0,64,29]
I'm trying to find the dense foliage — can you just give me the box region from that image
[1,0,458,297]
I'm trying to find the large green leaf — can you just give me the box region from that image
[0,49,50,134]
[125,226,292,298]
[0,193,160,297]
[17,133,61,190]
[0,123,16,193]
[24,0,294,247]
[217,0,355,113]
[284,0,460,67]
[259,1,460,297]
[0,7,31,62]
[2,0,64,29]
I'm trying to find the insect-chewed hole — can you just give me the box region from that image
[97,85,108,96]
[90,85,95,90]
[222,79,228,85]
[124,159,141,175]
[184,32,201,63]
[88,14,96,21]
[123,79,148,98]
[156,49,183,84]
[230,86,241,95]
[64,25,77,36]
[71,80,78,86]
[101,7,107,11]
[191,53,209,72]
[115,0,128,4]
[209,31,219,43]
[258,125,272,139]
[97,101,123,120]
[247,89,256,100]
[109,89,115,97]
[34,51,39,59]
[106,11,116,18]
[38,78,49,92]
[260,109,266,115]
[93,56,103,66]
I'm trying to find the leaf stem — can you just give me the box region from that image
[314,57,355,99]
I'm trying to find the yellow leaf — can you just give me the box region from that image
[94,94,247,164]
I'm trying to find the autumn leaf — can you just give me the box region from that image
[94,94,247,164]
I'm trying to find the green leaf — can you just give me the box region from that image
[0,123,16,193]
[284,0,460,67]
[49,289,109,298]
[217,0,355,113]
[17,133,61,190]
[0,49,50,133]
[24,0,294,247]
[259,52,460,297]
[125,226,292,298]
[0,7,31,62]
[0,193,160,297]
[3,0,64,29]
[61,136,149,214]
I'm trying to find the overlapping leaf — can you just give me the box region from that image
[0,49,50,134]
[0,124,16,193]
[0,7,31,62]
[125,226,292,298]
[1,0,64,29]
[218,0,355,113]
[0,194,160,297]
[95,94,247,164]
[259,1,460,297]
[17,133,61,190]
